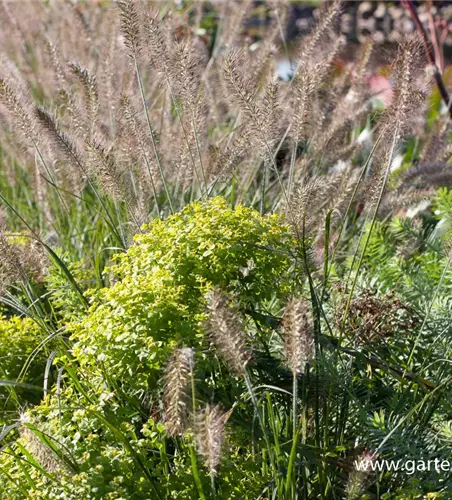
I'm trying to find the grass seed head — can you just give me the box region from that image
[206,288,251,375]
[163,347,194,436]
[195,404,226,476]
[282,298,315,374]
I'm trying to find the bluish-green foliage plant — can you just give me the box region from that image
[69,197,296,392]
[345,188,452,309]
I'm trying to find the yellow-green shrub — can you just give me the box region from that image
[69,197,296,392]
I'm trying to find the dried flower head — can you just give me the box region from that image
[163,347,194,436]
[35,105,87,191]
[0,78,37,145]
[205,288,251,375]
[0,216,47,291]
[282,298,315,374]
[381,37,428,137]
[207,129,251,181]
[146,14,171,78]
[86,138,124,200]
[68,62,99,138]
[117,0,142,58]
[336,288,419,345]
[221,49,259,123]
[0,233,24,292]
[286,177,333,238]
[195,404,227,475]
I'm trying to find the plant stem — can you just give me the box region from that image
[285,372,299,498]
[285,427,299,499]
[338,130,399,351]
[211,474,216,500]
[189,359,206,500]
[292,373,298,443]
[260,161,267,216]
[134,60,174,213]
[243,370,279,484]
[189,445,206,500]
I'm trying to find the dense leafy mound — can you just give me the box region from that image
[69,197,295,390]
[0,316,40,380]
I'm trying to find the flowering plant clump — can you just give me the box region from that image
[0,0,451,497]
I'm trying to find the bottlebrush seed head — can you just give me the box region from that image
[163,347,194,436]
[195,404,226,476]
[205,288,251,375]
[282,298,315,374]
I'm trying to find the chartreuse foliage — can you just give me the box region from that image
[0,197,296,498]
[0,316,41,381]
[68,197,296,391]
[0,315,45,426]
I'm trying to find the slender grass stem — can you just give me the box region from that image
[288,140,297,200]
[244,370,279,485]
[285,372,299,498]
[321,129,386,301]
[338,129,399,350]
[189,358,206,500]
[162,75,206,198]
[189,445,206,500]
[292,374,298,442]
[211,474,216,500]
[134,60,174,213]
